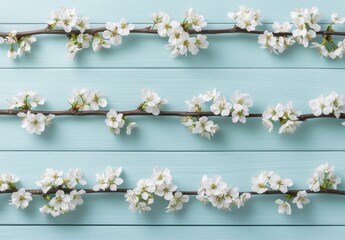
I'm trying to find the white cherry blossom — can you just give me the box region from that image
[262,102,302,134]
[17,111,55,135]
[140,88,168,115]
[275,199,292,215]
[10,188,33,209]
[308,163,341,192]
[292,190,310,209]
[93,166,123,191]
[331,13,345,25]
[0,173,19,191]
[309,92,343,118]
[228,6,261,31]
[185,8,207,32]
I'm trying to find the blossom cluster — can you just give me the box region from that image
[0,173,19,191]
[125,167,189,213]
[252,171,309,215]
[93,166,124,191]
[68,89,107,111]
[47,7,134,59]
[105,110,136,135]
[255,7,345,58]
[262,102,302,134]
[308,163,341,192]
[197,175,251,211]
[0,174,33,209]
[309,92,343,118]
[8,90,55,135]
[138,88,168,115]
[228,6,262,32]
[0,30,36,59]
[36,168,87,217]
[182,89,253,139]
[152,9,209,57]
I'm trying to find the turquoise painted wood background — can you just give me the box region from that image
[1,0,345,238]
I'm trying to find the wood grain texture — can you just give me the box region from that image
[0,24,344,69]
[1,0,345,237]
[0,226,343,239]
[0,0,343,24]
[0,151,345,225]
[0,69,344,151]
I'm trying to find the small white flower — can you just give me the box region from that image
[17,36,36,57]
[8,90,46,110]
[92,37,111,52]
[140,88,168,115]
[49,190,71,211]
[195,34,209,49]
[230,91,253,123]
[151,167,172,185]
[193,116,219,140]
[10,188,33,209]
[155,14,173,37]
[203,89,220,102]
[103,22,122,45]
[263,102,301,134]
[251,174,269,194]
[166,191,189,212]
[311,42,329,57]
[258,31,278,53]
[292,190,310,209]
[309,92,343,118]
[197,175,250,211]
[75,17,90,33]
[331,13,345,25]
[7,49,18,59]
[0,173,19,191]
[309,163,341,192]
[5,30,17,44]
[210,96,232,116]
[69,189,86,209]
[275,199,291,215]
[269,173,293,193]
[77,33,92,48]
[68,89,107,110]
[272,22,292,33]
[105,110,125,135]
[308,175,320,192]
[93,166,123,191]
[228,6,261,31]
[117,19,135,36]
[186,94,205,112]
[17,111,55,135]
[185,8,207,32]
[126,122,137,135]
[155,183,177,200]
[152,12,169,25]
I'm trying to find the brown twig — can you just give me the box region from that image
[0,26,345,38]
[0,109,344,122]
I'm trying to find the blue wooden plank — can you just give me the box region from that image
[0,69,344,151]
[0,151,345,225]
[0,0,343,23]
[1,24,345,68]
[0,226,343,239]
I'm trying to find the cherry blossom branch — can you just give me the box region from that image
[0,109,344,121]
[1,26,345,39]
[2,188,345,196]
